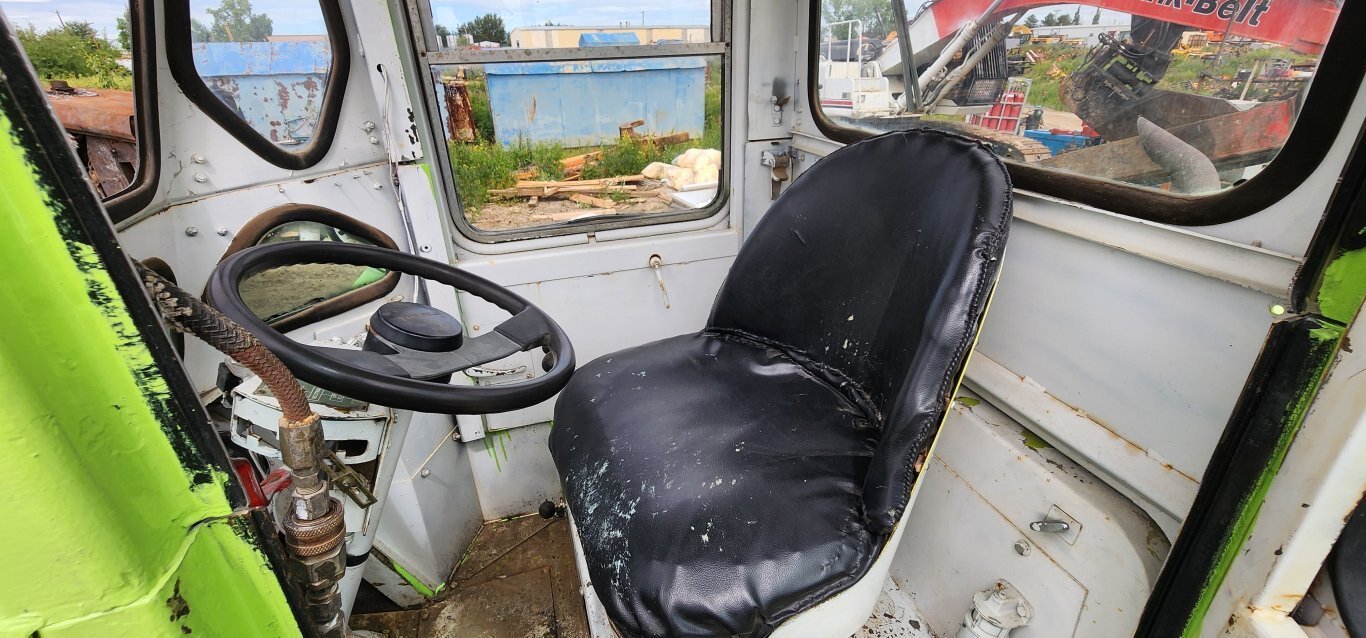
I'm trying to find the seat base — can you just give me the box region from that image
[550,332,885,637]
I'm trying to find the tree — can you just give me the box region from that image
[1092,7,1102,24]
[191,0,273,43]
[459,13,509,46]
[1072,7,1082,25]
[1024,14,1040,28]
[116,9,131,50]
[1041,12,1058,26]
[16,22,126,86]
[822,0,892,40]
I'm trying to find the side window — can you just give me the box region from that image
[188,0,332,147]
[223,208,400,331]
[4,0,145,200]
[817,0,1341,196]
[420,1,725,237]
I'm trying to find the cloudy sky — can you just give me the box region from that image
[426,0,709,31]
[0,0,1129,48]
[0,0,332,43]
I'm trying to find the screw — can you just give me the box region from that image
[216,227,230,237]
[420,244,432,253]
[193,173,207,183]
[361,121,376,132]
[1014,539,1031,556]
[191,154,206,164]
[420,468,431,478]
[372,183,383,190]
[184,226,200,237]
[471,324,480,331]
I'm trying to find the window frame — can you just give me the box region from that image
[406,0,732,243]
[104,0,161,223]
[807,0,1366,226]
[163,0,351,171]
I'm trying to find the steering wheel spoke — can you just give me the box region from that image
[207,242,575,414]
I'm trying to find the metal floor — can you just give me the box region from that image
[351,514,589,638]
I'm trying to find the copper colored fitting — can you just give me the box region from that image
[282,499,346,558]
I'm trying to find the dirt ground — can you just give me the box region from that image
[239,263,370,319]
[469,181,690,231]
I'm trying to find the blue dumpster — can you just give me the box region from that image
[191,41,332,145]
[484,56,707,147]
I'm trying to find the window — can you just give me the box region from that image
[222,206,400,331]
[416,0,726,238]
[2,0,156,212]
[815,0,1345,199]
[166,0,349,169]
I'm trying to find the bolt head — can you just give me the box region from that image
[184,226,200,237]
[420,468,431,478]
[193,173,208,183]
[191,154,206,164]
[216,227,230,237]
[1014,539,1031,556]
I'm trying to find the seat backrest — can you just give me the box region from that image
[709,129,1011,532]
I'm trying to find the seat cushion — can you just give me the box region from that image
[549,331,883,638]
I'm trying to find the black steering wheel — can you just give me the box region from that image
[207,242,575,414]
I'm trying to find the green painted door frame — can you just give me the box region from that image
[0,17,304,638]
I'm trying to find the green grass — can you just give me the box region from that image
[45,73,134,91]
[450,64,724,218]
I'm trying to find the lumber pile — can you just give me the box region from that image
[489,175,644,198]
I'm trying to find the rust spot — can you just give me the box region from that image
[166,579,191,629]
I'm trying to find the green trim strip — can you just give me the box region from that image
[1181,324,1343,637]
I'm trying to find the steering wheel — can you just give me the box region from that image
[207,242,575,414]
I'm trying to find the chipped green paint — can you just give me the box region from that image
[1182,324,1343,637]
[954,396,980,407]
[1316,247,1366,324]
[1021,429,1052,450]
[483,430,512,471]
[378,552,443,598]
[0,97,297,634]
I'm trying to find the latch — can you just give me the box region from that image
[760,147,794,200]
[770,94,791,127]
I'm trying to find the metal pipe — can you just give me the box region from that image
[891,0,921,111]
[917,0,1008,94]
[924,13,1022,109]
[1136,117,1222,194]
[136,263,347,637]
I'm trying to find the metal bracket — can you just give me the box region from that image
[760,147,794,200]
[323,449,377,509]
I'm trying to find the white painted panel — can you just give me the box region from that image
[459,255,733,432]
[466,422,563,520]
[977,211,1278,482]
[895,458,1087,638]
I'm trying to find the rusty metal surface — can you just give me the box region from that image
[46,88,136,141]
[442,79,477,143]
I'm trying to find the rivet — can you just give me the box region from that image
[369,136,380,144]
[216,227,230,237]
[191,154,206,164]
[420,244,432,253]
[390,295,404,302]
[1270,304,1286,316]
[372,183,383,190]
[420,468,431,478]
[193,173,207,183]
[1014,539,1031,556]
[184,226,199,237]
[361,121,376,132]
[471,324,480,331]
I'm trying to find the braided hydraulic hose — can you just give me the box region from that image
[135,261,346,637]
[135,262,312,422]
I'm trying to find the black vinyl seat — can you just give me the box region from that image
[549,130,1013,638]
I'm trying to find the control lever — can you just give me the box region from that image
[323,449,377,509]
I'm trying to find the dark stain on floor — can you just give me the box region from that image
[350,515,590,638]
